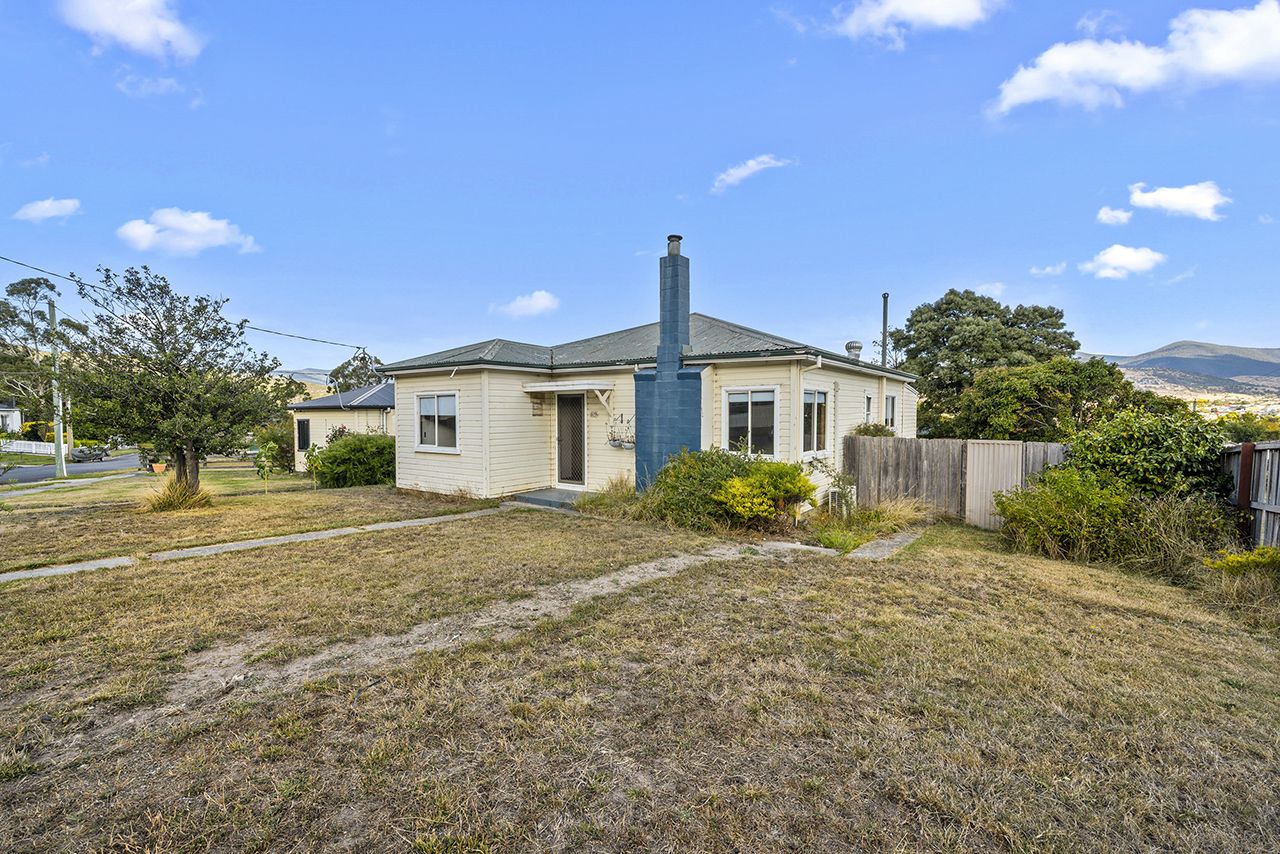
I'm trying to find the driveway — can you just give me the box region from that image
[2,453,140,485]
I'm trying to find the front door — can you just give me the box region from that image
[556,394,586,486]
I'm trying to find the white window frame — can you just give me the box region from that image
[802,387,831,460]
[721,386,780,459]
[864,393,874,424]
[415,390,462,454]
[884,394,897,432]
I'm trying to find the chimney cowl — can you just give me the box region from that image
[667,234,683,256]
[845,340,863,360]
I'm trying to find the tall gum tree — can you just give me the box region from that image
[67,266,301,490]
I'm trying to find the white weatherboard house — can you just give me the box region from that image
[379,236,917,500]
[0,401,22,434]
[287,382,395,471]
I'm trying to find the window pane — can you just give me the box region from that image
[419,396,436,417]
[727,393,749,451]
[884,395,896,428]
[437,414,457,448]
[420,415,436,446]
[297,419,310,451]
[815,393,827,451]
[438,394,456,417]
[803,392,814,453]
[750,392,774,456]
[865,394,873,423]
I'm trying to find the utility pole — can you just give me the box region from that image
[49,299,67,479]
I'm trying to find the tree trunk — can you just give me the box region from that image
[185,442,200,492]
[172,446,187,484]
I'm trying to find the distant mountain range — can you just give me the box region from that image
[1080,341,1280,398]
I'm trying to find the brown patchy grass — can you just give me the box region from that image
[0,468,490,571]
[3,523,1279,851]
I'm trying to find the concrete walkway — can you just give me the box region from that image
[0,506,512,585]
[847,529,924,560]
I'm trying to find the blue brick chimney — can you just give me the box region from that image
[634,234,704,489]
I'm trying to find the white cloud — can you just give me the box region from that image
[710,154,794,194]
[1080,244,1167,279]
[1097,205,1132,225]
[12,198,81,222]
[117,207,259,254]
[834,0,1004,48]
[59,0,203,62]
[993,1,1280,114]
[116,73,183,98]
[495,290,559,318]
[976,282,1005,297]
[1165,267,1197,284]
[1076,10,1124,38]
[1030,261,1067,277]
[1129,181,1231,220]
[22,152,51,168]
[1261,213,1276,224]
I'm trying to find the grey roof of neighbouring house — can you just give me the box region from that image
[287,382,396,411]
[379,313,916,380]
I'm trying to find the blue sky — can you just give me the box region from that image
[2,1,1277,370]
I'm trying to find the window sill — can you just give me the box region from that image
[415,445,461,455]
[802,450,832,461]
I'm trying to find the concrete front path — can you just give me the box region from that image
[847,529,924,560]
[0,506,513,585]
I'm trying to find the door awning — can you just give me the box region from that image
[521,380,616,393]
[522,380,617,417]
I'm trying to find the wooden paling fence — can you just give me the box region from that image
[1224,441,1280,547]
[842,436,1066,530]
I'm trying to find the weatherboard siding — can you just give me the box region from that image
[485,369,555,496]
[394,372,486,496]
[583,368,638,491]
[292,408,390,471]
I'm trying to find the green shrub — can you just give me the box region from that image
[852,423,895,437]
[1067,408,1229,498]
[996,467,1238,578]
[1205,546,1280,577]
[640,448,754,530]
[994,468,1129,563]
[713,461,816,525]
[254,420,296,473]
[575,474,640,518]
[145,476,213,511]
[308,433,395,488]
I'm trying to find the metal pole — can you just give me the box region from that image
[49,299,67,478]
[881,292,890,367]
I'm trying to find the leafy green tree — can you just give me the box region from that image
[950,357,1186,441]
[1067,408,1229,498]
[1216,412,1280,444]
[0,278,59,420]
[328,350,384,392]
[66,266,302,491]
[891,289,1079,435]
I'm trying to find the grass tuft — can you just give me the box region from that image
[144,476,214,512]
[810,497,930,553]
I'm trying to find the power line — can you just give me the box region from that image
[0,252,365,351]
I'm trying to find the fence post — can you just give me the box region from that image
[1236,442,1255,542]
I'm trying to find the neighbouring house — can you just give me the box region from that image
[0,400,22,434]
[286,382,395,471]
[379,235,917,500]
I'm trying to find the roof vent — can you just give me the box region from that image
[845,340,863,360]
[667,234,682,256]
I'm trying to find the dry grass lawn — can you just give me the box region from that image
[2,522,1278,851]
[0,468,491,571]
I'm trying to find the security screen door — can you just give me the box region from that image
[556,394,586,485]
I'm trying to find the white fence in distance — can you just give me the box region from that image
[1,439,56,456]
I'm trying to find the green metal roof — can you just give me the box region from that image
[379,313,916,380]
